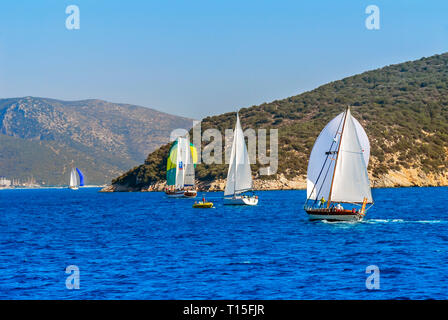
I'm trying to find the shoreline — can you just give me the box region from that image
[101,168,448,192]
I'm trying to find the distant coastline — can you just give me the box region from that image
[0,185,105,190]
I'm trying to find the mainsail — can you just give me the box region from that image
[69,168,78,188]
[175,137,186,189]
[306,108,372,204]
[224,114,253,197]
[166,137,197,188]
[184,138,195,187]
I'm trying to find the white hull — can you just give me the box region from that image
[69,186,79,190]
[223,196,258,206]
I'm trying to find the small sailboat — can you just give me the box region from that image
[69,168,84,190]
[223,113,258,206]
[304,107,373,221]
[165,136,198,198]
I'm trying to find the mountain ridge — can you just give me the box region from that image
[0,97,193,185]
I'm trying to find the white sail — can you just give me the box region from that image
[307,109,371,203]
[184,137,195,187]
[224,114,253,196]
[306,113,344,201]
[330,109,373,203]
[69,168,78,188]
[175,137,185,189]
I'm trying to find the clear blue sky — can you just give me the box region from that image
[0,0,447,118]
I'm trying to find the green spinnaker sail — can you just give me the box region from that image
[166,139,198,186]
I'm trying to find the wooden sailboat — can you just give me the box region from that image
[304,107,373,221]
[69,167,84,190]
[223,113,258,206]
[165,136,198,198]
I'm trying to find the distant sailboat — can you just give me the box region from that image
[223,113,258,206]
[69,168,84,190]
[304,107,373,221]
[165,136,198,198]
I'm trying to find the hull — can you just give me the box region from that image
[223,196,258,206]
[165,189,197,198]
[165,190,185,198]
[193,202,214,208]
[69,186,79,190]
[305,208,364,222]
[183,190,197,198]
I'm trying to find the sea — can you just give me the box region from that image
[0,187,447,299]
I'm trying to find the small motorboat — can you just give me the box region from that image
[193,196,213,208]
[193,201,214,208]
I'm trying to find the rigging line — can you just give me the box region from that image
[312,156,334,207]
[327,108,349,208]
[305,113,345,207]
[306,126,343,207]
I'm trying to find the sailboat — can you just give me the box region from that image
[165,136,198,198]
[304,107,373,221]
[69,168,84,190]
[223,113,258,206]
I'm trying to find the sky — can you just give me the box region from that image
[0,0,447,119]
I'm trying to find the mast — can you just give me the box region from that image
[327,107,349,208]
[233,113,238,197]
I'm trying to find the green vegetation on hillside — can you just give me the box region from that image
[112,53,448,188]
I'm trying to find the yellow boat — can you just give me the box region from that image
[193,201,214,208]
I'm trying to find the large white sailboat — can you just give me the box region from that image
[165,136,197,198]
[223,113,258,206]
[304,107,373,221]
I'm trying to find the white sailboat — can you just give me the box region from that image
[69,168,79,190]
[69,167,84,190]
[165,136,197,198]
[223,113,258,206]
[304,107,373,221]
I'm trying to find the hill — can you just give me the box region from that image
[0,97,192,185]
[108,53,448,191]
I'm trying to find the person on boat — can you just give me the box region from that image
[336,203,343,210]
[319,197,326,208]
[202,195,205,203]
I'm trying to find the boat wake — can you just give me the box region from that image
[364,219,445,224]
[319,218,445,225]
[321,220,358,224]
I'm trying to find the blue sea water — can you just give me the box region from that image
[0,187,447,300]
